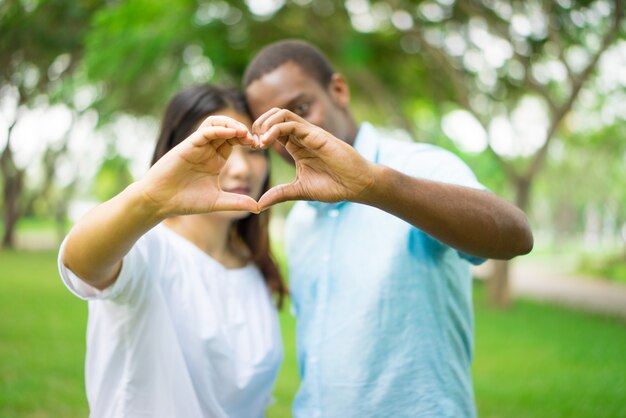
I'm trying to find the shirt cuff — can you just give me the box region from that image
[458,251,487,266]
[58,237,134,301]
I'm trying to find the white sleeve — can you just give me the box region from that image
[57,230,160,303]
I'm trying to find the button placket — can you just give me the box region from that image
[310,205,342,416]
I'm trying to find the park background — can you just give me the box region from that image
[1,0,625,417]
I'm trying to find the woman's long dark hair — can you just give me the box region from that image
[152,85,287,308]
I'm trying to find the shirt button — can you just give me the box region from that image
[322,253,330,262]
[310,356,318,364]
[313,411,321,418]
[328,209,339,218]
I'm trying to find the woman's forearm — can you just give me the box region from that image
[61,182,164,290]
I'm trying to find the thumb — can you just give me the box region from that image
[213,192,260,213]
[258,182,302,211]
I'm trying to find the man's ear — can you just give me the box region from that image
[328,73,350,108]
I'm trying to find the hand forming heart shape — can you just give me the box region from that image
[250,108,376,212]
[139,109,376,218]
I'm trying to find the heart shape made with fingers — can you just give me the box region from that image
[245,108,374,212]
[158,110,371,216]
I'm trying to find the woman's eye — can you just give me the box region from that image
[294,102,310,116]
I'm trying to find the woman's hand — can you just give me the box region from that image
[139,115,260,217]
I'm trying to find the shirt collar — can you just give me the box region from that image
[352,122,380,164]
[306,123,379,211]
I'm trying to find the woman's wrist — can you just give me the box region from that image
[125,181,170,225]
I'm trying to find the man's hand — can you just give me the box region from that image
[253,108,533,259]
[139,115,260,217]
[252,108,376,210]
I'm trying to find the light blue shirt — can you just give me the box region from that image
[285,123,487,418]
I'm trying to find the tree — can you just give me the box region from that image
[81,1,451,129]
[0,0,103,248]
[539,120,626,250]
[78,0,625,307]
[401,0,625,306]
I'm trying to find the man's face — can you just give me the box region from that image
[246,61,354,162]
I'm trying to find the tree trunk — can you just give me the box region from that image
[1,119,25,249]
[488,260,511,307]
[1,148,24,249]
[488,176,532,307]
[622,222,626,262]
[54,181,76,244]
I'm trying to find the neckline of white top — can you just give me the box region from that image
[157,223,255,274]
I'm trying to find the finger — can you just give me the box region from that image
[200,115,248,132]
[216,141,233,160]
[199,116,251,143]
[242,131,260,148]
[260,108,306,140]
[226,132,257,148]
[260,121,322,149]
[214,192,260,213]
[259,112,294,149]
[191,126,243,146]
[251,108,282,137]
[257,182,302,210]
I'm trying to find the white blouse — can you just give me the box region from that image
[58,224,283,418]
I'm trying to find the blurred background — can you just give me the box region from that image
[1,0,625,417]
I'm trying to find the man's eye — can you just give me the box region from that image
[294,103,310,116]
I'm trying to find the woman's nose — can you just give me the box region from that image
[224,147,250,179]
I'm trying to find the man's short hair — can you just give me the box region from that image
[243,39,335,88]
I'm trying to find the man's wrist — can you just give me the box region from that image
[354,163,387,206]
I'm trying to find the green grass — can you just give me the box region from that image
[578,252,626,284]
[1,251,626,418]
[0,250,89,418]
[472,282,626,418]
[0,217,59,236]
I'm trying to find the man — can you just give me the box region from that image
[244,40,533,417]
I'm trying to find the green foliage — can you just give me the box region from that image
[80,0,443,127]
[0,0,104,102]
[84,0,198,120]
[0,0,106,247]
[93,154,133,202]
[579,252,626,284]
[267,149,296,219]
[535,120,626,240]
[461,150,510,197]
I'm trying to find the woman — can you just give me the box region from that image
[58,85,287,418]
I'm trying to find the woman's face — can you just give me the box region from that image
[213,108,268,220]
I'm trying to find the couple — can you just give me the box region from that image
[59,40,533,418]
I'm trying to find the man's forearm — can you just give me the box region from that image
[358,164,533,260]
